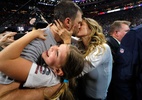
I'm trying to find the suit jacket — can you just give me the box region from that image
[105,35,120,100]
[106,35,120,61]
[112,24,142,100]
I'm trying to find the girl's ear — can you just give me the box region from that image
[53,68,64,76]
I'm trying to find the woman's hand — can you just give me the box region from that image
[53,19,74,44]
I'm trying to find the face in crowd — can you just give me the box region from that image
[115,23,130,42]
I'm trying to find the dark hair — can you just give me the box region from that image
[54,1,83,22]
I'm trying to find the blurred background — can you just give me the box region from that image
[0,0,142,34]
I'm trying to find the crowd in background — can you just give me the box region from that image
[0,6,142,35]
[0,1,142,100]
[95,7,142,35]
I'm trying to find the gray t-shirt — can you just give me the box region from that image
[21,26,60,87]
[21,26,57,64]
[0,72,14,84]
[0,26,58,85]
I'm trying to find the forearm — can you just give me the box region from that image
[0,88,45,100]
[0,31,40,81]
[0,31,38,60]
[0,82,61,100]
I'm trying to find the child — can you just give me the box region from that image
[0,29,84,100]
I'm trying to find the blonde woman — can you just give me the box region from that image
[76,18,113,100]
[54,17,113,99]
[49,17,113,100]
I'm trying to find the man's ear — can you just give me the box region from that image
[64,17,71,30]
[115,31,119,37]
[53,68,64,76]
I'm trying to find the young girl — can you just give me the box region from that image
[0,29,84,100]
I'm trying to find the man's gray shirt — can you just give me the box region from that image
[0,26,57,84]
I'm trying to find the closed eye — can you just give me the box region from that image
[56,50,59,57]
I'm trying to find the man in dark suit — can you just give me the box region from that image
[106,20,131,100]
[106,20,131,61]
[112,24,142,100]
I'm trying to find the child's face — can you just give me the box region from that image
[42,44,69,69]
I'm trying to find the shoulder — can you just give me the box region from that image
[102,43,112,56]
[126,24,142,38]
[103,43,111,50]
[132,24,142,31]
[106,35,114,42]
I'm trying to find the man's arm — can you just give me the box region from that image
[0,82,61,100]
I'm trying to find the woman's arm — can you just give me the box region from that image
[0,29,46,82]
[52,20,73,44]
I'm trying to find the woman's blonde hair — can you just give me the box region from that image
[83,17,106,57]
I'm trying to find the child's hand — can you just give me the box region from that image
[29,29,47,40]
[37,29,47,40]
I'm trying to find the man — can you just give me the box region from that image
[106,20,131,100]
[112,24,142,100]
[0,1,83,100]
[106,20,131,61]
